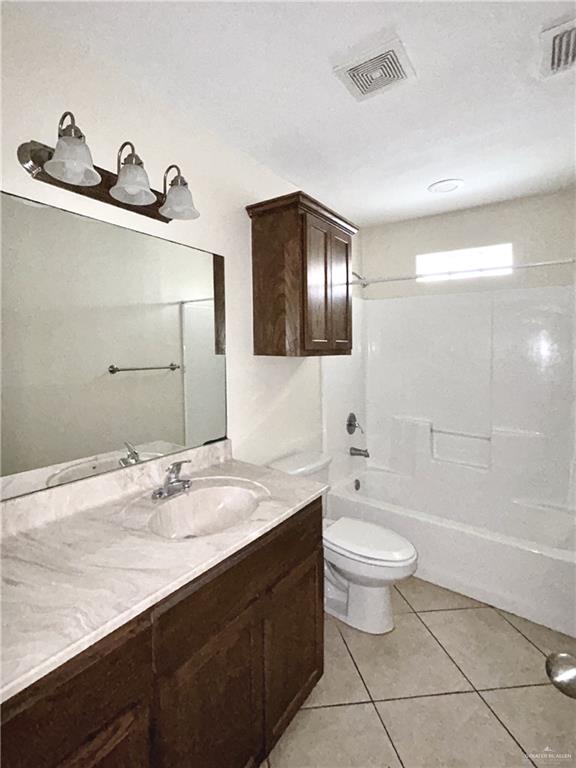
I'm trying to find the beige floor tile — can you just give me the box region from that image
[340,614,471,699]
[391,586,413,614]
[377,692,527,767]
[421,608,549,688]
[269,703,401,768]
[500,611,576,656]
[483,686,576,767]
[396,576,484,611]
[303,619,369,707]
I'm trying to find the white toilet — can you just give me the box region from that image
[268,451,418,634]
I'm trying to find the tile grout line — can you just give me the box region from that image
[477,682,552,693]
[495,610,548,658]
[301,699,372,711]
[370,682,550,703]
[335,620,406,768]
[411,608,538,768]
[415,605,491,613]
[303,683,552,710]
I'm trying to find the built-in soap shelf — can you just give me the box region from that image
[431,427,491,470]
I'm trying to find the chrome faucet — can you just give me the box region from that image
[350,447,370,458]
[119,441,140,467]
[151,461,192,499]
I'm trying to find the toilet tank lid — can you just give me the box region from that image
[324,517,416,562]
[268,451,332,476]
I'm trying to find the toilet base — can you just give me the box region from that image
[325,579,395,635]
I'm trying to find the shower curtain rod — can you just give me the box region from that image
[351,258,575,287]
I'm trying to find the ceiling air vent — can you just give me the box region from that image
[540,18,576,76]
[334,36,416,101]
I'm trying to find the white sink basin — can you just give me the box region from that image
[147,477,271,539]
[46,452,162,487]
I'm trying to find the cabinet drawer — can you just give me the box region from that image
[154,498,322,675]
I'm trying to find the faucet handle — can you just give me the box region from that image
[346,412,364,435]
[166,460,191,480]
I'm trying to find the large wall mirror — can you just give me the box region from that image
[1,192,226,500]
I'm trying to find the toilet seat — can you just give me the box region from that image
[323,517,417,566]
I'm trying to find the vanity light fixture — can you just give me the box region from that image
[159,165,200,220]
[43,112,101,187]
[110,141,156,206]
[17,112,197,223]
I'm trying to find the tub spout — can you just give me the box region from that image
[350,447,370,458]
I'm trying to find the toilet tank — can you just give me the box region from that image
[268,450,332,485]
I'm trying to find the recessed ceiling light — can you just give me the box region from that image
[427,178,464,194]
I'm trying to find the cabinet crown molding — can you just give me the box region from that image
[246,191,358,236]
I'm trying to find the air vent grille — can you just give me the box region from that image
[334,35,415,101]
[541,18,576,76]
[346,50,407,96]
[550,26,576,73]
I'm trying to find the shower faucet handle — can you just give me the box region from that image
[346,412,364,435]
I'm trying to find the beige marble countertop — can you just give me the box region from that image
[1,459,326,703]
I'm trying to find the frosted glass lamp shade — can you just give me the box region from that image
[110,164,156,206]
[44,136,101,187]
[159,183,200,220]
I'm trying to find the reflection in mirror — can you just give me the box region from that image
[1,193,226,500]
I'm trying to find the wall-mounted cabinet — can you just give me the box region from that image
[247,192,358,356]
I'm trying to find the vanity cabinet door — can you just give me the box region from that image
[263,547,324,751]
[154,603,264,768]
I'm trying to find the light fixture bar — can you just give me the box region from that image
[17,140,170,223]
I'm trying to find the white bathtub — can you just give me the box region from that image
[328,469,576,637]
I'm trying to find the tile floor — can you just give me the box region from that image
[264,577,576,768]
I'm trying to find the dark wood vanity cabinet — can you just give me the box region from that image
[1,500,323,768]
[247,192,358,356]
[1,617,153,768]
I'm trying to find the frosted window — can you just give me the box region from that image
[416,243,513,282]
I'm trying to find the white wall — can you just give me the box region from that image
[1,5,322,467]
[360,189,575,299]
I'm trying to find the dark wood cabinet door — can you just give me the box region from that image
[329,230,352,351]
[303,214,331,351]
[263,547,324,751]
[155,603,264,768]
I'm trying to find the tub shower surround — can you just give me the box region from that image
[326,285,575,636]
[0,439,327,702]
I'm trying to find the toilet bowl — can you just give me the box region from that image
[267,450,418,634]
[323,517,417,634]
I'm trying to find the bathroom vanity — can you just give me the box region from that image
[1,187,326,767]
[1,449,325,768]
